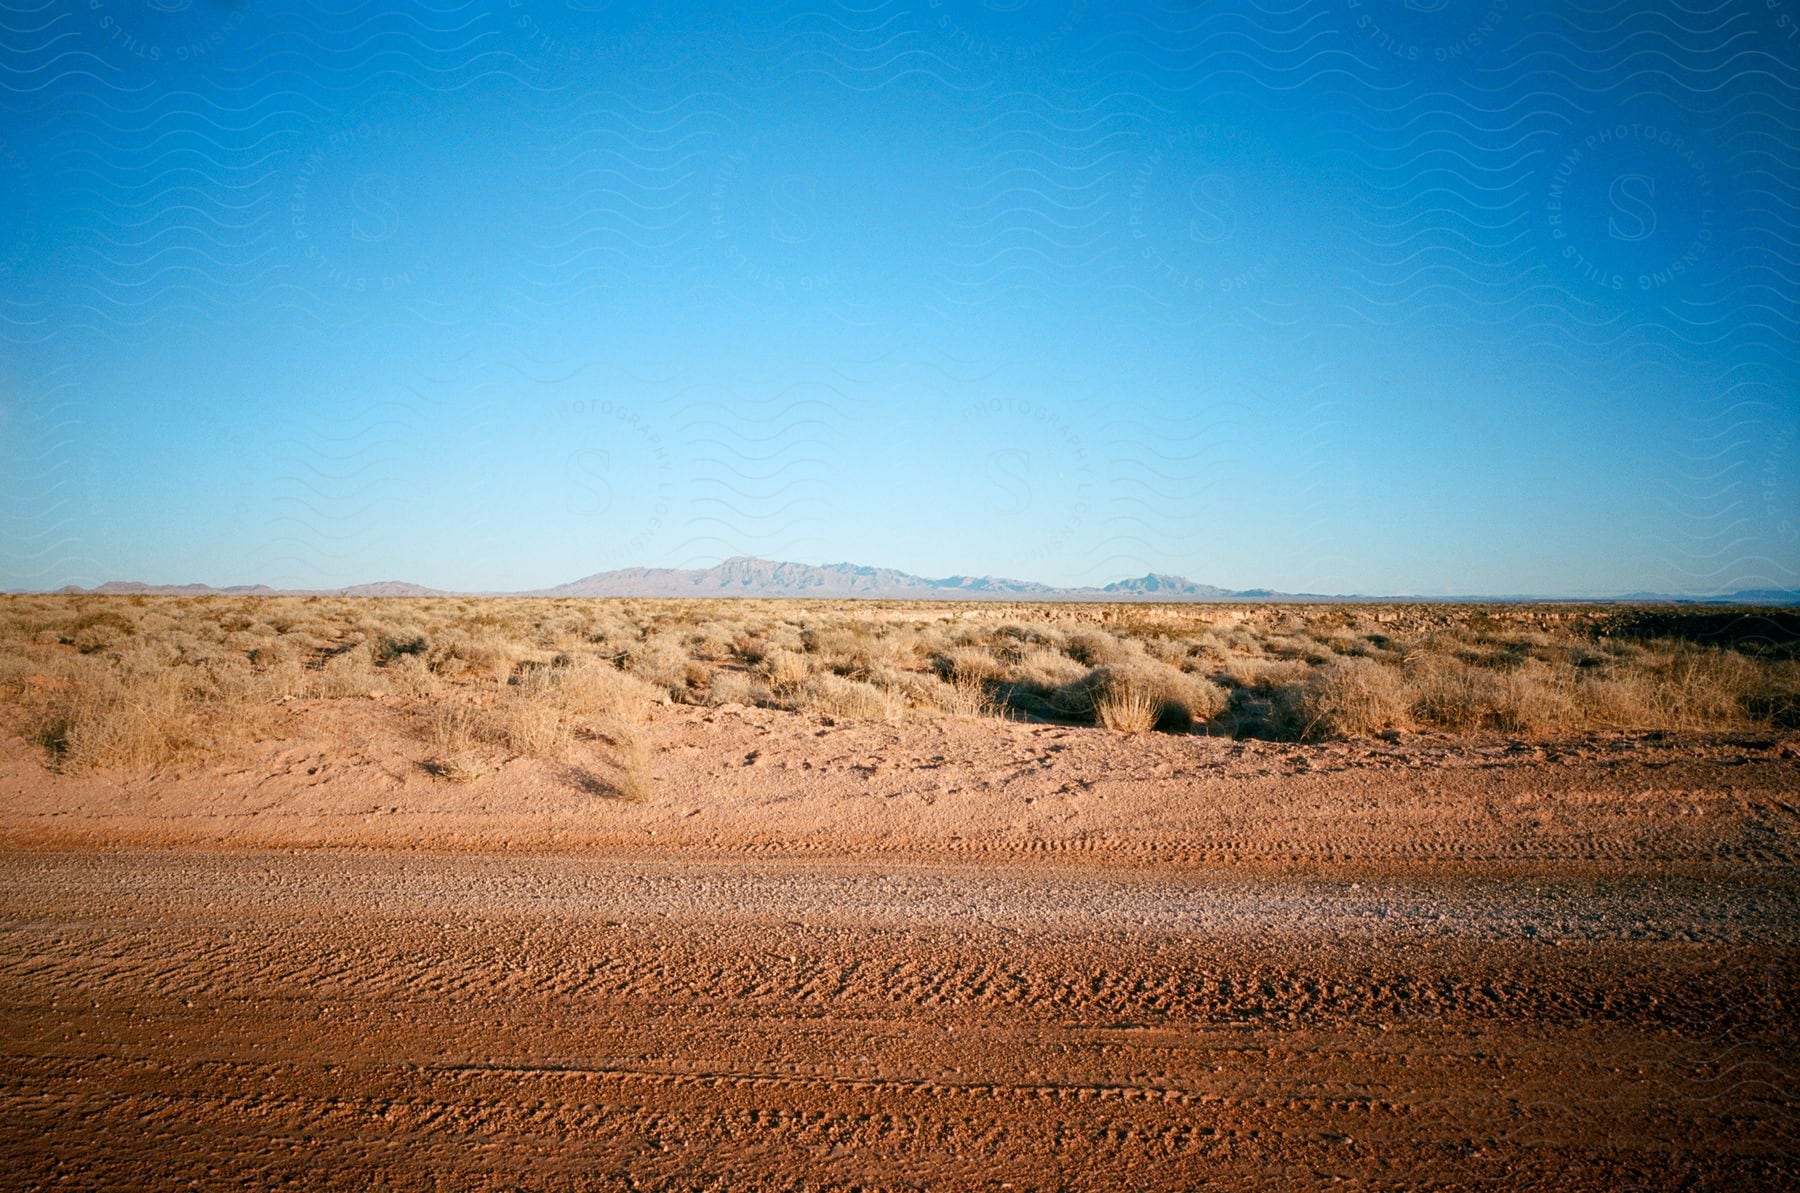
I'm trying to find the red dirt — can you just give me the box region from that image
[1,702,1795,1188]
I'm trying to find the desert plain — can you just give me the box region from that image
[0,595,1795,1189]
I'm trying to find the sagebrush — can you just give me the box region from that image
[1,595,1794,775]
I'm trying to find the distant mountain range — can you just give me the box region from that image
[530,558,1257,600]
[63,580,452,599]
[37,556,1800,604]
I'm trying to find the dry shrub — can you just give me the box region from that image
[936,645,1002,684]
[1144,636,1198,666]
[910,672,993,718]
[684,622,736,660]
[730,631,769,664]
[380,653,441,697]
[1170,669,1229,723]
[239,642,308,700]
[1053,661,1225,734]
[1492,663,1580,734]
[762,621,806,653]
[62,609,139,654]
[626,635,701,697]
[705,669,769,707]
[489,669,575,757]
[8,597,1799,777]
[1224,655,1310,690]
[484,660,663,759]
[797,673,901,721]
[1323,633,1372,658]
[1095,684,1160,734]
[1298,657,1410,738]
[803,624,887,677]
[423,703,482,782]
[1005,646,1088,694]
[760,648,811,695]
[372,629,428,664]
[309,643,387,698]
[559,659,665,718]
[1391,643,1786,736]
[1266,633,1333,665]
[1064,628,1133,666]
[425,630,514,682]
[34,662,191,772]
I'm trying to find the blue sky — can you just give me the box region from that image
[2,1,1796,596]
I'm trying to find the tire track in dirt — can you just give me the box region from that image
[1,851,1795,1189]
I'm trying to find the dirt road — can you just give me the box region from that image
[2,847,1794,1190]
[2,708,1797,1187]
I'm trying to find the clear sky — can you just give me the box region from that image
[2,1,1795,596]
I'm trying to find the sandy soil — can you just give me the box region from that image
[1,702,1796,1188]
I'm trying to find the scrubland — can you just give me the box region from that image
[5,594,1797,1189]
[1,594,1794,781]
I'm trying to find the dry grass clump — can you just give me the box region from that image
[422,702,482,781]
[489,668,577,756]
[424,630,516,682]
[1322,632,1373,658]
[1569,646,1797,732]
[796,673,902,722]
[1004,646,1089,695]
[1223,655,1310,690]
[1052,660,1227,734]
[760,648,811,695]
[625,633,706,697]
[576,665,659,802]
[936,646,1003,685]
[1404,655,1505,732]
[704,669,770,708]
[30,662,192,772]
[1093,684,1160,734]
[448,659,659,797]
[60,608,140,654]
[729,630,769,664]
[1298,657,1410,738]
[1264,633,1333,665]
[311,642,388,698]
[372,628,429,664]
[1063,628,1135,667]
[682,621,737,661]
[243,641,308,699]
[802,624,874,669]
[606,735,654,803]
[483,660,661,758]
[902,670,993,718]
[1143,635,1191,666]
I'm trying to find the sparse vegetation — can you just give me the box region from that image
[0,596,1794,778]
[1299,657,1410,739]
